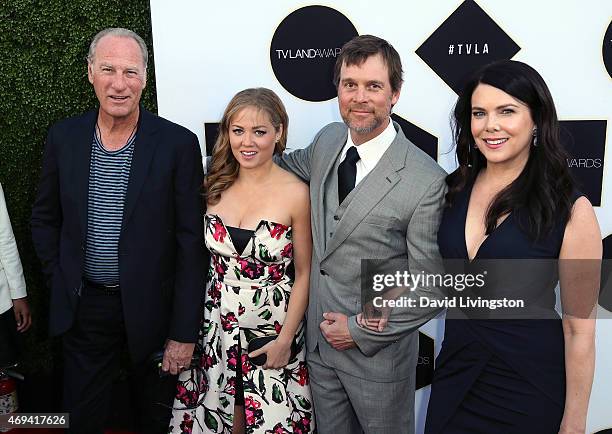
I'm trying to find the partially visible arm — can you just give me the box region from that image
[558,196,600,434]
[163,132,206,375]
[277,124,340,183]
[250,182,312,368]
[348,175,447,356]
[0,183,30,332]
[31,126,62,284]
[277,145,315,183]
[0,183,26,299]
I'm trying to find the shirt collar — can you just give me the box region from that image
[343,118,397,170]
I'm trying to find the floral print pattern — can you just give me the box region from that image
[169,214,314,434]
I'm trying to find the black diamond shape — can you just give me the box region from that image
[416,0,521,94]
[391,114,438,161]
[416,331,435,389]
[560,120,607,207]
[204,122,220,157]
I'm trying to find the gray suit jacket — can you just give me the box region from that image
[280,121,446,383]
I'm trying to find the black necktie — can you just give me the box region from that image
[338,146,360,204]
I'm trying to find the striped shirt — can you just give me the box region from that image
[83,131,136,284]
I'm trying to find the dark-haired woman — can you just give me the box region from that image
[169,88,314,434]
[423,60,601,433]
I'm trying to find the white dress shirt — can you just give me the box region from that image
[338,118,397,186]
[0,183,27,315]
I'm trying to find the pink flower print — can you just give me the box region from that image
[213,255,227,277]
[180,413,194,432]
[244,396,264,427]
[267,263,285,282]
[207,281,222,303]
[237,258,265,280]
[274,320,283,334]
[221,312,238,331]
[175,383,198,407]
[297,363,309,386]
[269,223,289,240]
[280,242,293,258]
[212,220,227,243]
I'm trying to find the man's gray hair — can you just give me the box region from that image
[87,28,148,70]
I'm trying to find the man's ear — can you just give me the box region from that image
[391,86,401,107]
[87,63,94,85]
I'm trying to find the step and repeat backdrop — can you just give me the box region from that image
[150,1,612,432]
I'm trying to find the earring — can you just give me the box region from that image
[532,127,538,147]
[467,142,474,168]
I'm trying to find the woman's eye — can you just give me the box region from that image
[254,130,267,136]
[231,129,243,135]
[472,111,485,118]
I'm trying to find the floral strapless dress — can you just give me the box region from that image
[169,214,314,434]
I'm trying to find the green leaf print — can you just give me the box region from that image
[258,243,275,262]
[259,370,266,396]
[273,288,283,307]
[258,309,272,321]
[272,383,283,403]
[204,408,219,431]
[252,288,262,305]
[295,394,312,410]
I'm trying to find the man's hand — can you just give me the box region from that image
[320,312,356,351]
[356,300,392,332]
[12,297,32,333]
[162,340,195,375]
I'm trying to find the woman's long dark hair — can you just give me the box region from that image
[446,60,575,240]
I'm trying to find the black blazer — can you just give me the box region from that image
[31,108,206,363]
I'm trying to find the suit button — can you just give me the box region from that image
[320,270,327,276]
[333,215,340,221]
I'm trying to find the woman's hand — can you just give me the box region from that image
[248,337,292,369]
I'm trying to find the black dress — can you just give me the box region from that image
[425,179,581,434]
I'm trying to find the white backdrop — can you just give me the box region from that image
[150,1,612,432]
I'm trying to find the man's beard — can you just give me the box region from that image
[342,111,384,135]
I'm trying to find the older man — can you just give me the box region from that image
[31,28,205,433]
[279,35,446,434]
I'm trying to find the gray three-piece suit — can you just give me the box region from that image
[280,120,446,434]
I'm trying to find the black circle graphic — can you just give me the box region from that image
[604,20,612,79]
[270,6,358,102]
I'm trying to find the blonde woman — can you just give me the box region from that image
[170,88,314,434]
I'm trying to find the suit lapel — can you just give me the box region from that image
[72,110,97,240]
[322,124,410,261]
[313,128,348,258]
[122,108,159,226]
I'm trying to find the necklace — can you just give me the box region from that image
[95,121,138,151]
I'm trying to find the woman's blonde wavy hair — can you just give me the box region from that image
[205,88,288,205]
